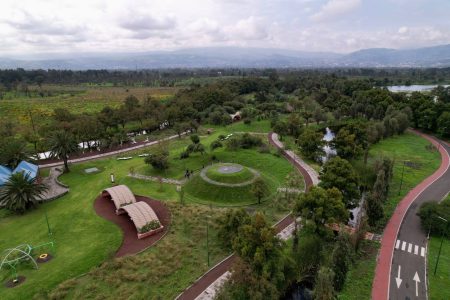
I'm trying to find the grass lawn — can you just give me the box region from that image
[427,195,450,300]
[338,132,442,299]
[427,236,450,300]
[338,240,380,300]
[0,124,300,299]
[362,132,441,231]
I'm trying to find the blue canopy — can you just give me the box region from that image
[13,161,39,179]
[0,165,12,186]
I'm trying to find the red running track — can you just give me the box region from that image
[371,130,450,300]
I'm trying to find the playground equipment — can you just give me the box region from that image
[0,242,54,283]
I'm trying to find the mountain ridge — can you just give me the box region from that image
[0,44,449,70]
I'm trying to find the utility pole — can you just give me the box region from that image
[434,216,448,275]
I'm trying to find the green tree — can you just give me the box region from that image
[0,172,48,214]
[0,137,29,169]
[272,121,289,140]
[319,156,360,209]
[298,128,325,161]
[332,128,363,159]
[294,186,348,234]
[232,212,285,284]
[48,130,79,172]
[437,111,450,137]
[331,233,353,291]
[145,147,169,170]
[313,267,335,300]
[251,177,269,204]
[366,192,384,227]
[216,209,251,250]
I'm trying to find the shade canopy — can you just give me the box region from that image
[102,185,137,213]
[120,201,160,231]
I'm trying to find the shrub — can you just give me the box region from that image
[145,150,169,170]
[180,151,190,159]
[210,140,223,151]
[138,220,161,233]
[243,118,252,125]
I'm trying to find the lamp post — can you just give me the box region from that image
[434,216,448,275]
[398,160,409,195]
[206,215,210,267]
[44,207,52,237]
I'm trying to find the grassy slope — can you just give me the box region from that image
[427,195,450,300]
[338,132,442,299]
[0,121,296,299]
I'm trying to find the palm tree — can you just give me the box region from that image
[48,130,78,172]
[0,137,29,169]
[0,172,48,214]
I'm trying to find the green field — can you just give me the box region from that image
[428,236,450,300]
[338,241,380,300]
[0,85,178,127]
[338,132,442,298]
[427,195,450,300]
[0,122,296,299]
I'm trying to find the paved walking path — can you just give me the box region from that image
[38,132,188,168]
[176,132,317,300]
[372,130,450,300]
[41,167,69,201]
[128,173,186,185]
[269,133,320,187]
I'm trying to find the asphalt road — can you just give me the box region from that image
[389,140,450,300]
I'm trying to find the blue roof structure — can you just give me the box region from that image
[0,165,12,186]
[13,161,39,179]
[0,161,39,186]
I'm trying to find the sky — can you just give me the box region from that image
[0,0,449,57]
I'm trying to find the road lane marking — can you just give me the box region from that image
[394,240,425,257]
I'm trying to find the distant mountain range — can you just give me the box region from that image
[1,44,449,69]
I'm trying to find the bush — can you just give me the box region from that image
[180,151,190,159]
[145,150,169,170]
[243,118,252,125]
[210,140,223,151]
[418,201,450,235]
[138,220,161,233]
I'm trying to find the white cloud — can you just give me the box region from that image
[398,26,408,34]
[311,0,362,22]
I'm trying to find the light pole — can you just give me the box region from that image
[206,215,210,267]
[434,215,448,275]
[398,160,409,195]
[44,207,52,237]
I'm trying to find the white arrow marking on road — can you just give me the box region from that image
[395,265,402,288]
[413,272,421,297]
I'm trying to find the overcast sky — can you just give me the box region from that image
[1,0,449,57]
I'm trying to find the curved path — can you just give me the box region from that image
[93,195,171,257]
[176,132,317,300]
[38,132,188,168]
[40,167,69,201]
[372,130,450,300]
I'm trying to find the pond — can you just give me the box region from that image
[386,84,449,92]
[322,127,336,163]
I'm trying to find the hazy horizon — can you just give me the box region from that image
[1,0,449,58]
